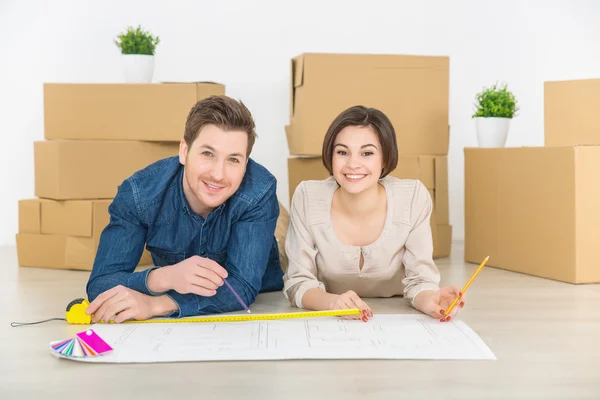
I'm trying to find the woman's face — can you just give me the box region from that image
[331,125,383,195]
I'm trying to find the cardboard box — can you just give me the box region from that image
[433,224,452,259]
[288,156,451,258]
[18,199,110,244]
[288,53,449,156]
[18,199,41,234]
[434,157,449,225]
[16,233,96,271]
[16,233,153,271]
[34,140,179,200]
[287,157,330,201]
[429,197,451,259]
[464,146,600,284]
[44,83,225,141]
[17,198,152,270]
[545,78,600,147]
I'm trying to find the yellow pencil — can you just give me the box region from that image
[445,255,489,316]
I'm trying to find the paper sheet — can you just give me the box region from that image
[50,314,496,363]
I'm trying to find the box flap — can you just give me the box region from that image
[290,55,305,119]
[292,55,305,88]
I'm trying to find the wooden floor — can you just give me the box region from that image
[1,243,599,399]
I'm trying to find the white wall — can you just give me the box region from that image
[1,0,599,246]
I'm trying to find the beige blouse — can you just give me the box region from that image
[283,176,441,309]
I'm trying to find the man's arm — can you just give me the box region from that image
[86,179,166,302]
[162,182,280,318]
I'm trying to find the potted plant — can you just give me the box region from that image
[114,25,160,83]
[472,82,519,147]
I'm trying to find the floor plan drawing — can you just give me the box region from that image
[50,314,496,363]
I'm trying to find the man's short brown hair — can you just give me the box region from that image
[322,105,399,178]
[183,95,257,156]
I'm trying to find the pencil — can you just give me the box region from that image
[222,278,251,313]
[445,255,489,317]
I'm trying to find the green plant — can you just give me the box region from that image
[472,82,519,118]
[114,25,160,55]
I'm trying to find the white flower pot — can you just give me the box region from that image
[475,117,511,148]
[121,54,154,83]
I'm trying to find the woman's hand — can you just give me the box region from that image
[413,286,465,322]
[329,290,373,321]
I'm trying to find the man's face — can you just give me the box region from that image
[179,124,248,217]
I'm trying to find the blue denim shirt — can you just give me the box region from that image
[86,156,284,318]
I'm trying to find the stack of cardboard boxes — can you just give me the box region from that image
[16,82,225,271]
[465,78,600,284]
[285,53,452,258]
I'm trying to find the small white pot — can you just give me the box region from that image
[121,54,154,83]
[475,117,511,148]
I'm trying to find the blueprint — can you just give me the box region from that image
[50,314,496,363]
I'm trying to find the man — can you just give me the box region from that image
[85,95,283,322]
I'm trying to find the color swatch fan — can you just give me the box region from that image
[51,329,113,358]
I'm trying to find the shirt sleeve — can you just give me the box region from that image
[163,181,281,318]
[282,182,326,308]
[401,181,441,306]
[86,179,160,301]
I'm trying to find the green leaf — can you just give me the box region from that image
[471,82,519,119]
[114,25,160,55]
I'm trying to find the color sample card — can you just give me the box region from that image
[51,329,113,358]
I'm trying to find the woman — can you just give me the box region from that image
[283,105,464,322]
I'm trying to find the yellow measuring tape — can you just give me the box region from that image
[65,298,362,325]
[121,308,362,324]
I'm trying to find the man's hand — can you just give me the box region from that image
[154,255,229,296]
[86,285,174,323]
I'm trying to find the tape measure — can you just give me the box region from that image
[66,298,92,324]
[64,297,361,325]
[120,308,362,324]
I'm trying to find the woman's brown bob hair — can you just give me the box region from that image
[321,105,398,178]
